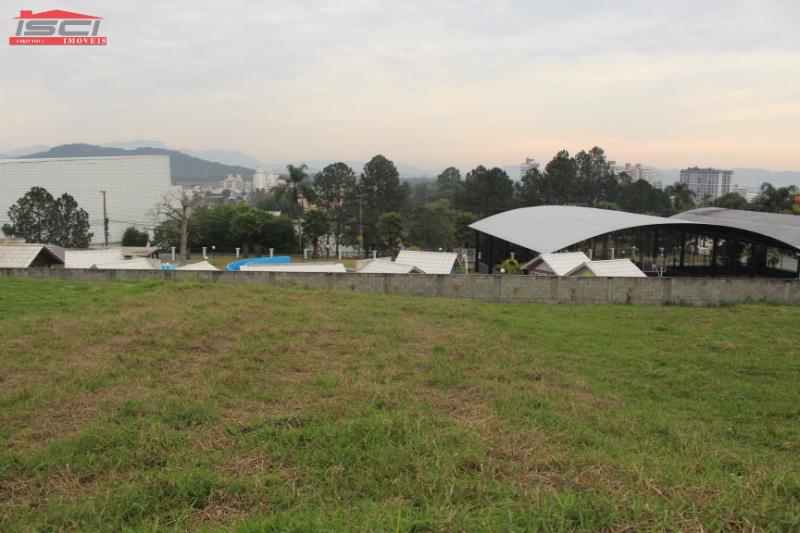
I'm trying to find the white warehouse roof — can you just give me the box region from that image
[240,263,347,273]
[65,249,125,269]
[0,155,171,244]
[521,252,590,276]
[566,259,647,278]
[394,250,457,274]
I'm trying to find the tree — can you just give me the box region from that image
[122,226,149,246]
[313,162,357,255]
[230,207,263,257]
[301,209,330,258]
[152,219,181,250]
[5,187,93,247]
[377,212,407,256]
[713,192,749,210]
[360,155,406,249]
[49,193,93,248]
[260,214,297,253]
[5,186,55,243]
[408,200,455,250]
[617,180,672,216]
[454,211,479,248]
[664,182,696,213]
[458,166,514,217]
[436,167,462,204]
[285,164,316,220]
[754,182,799,213]
[153,189,198,263]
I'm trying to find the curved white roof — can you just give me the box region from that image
[469,206,698,253]
[671,208,800,250]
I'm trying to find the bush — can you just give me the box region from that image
[122,227,149,246]
[500,258,521,275]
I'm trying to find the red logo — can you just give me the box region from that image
[10,10,107,46]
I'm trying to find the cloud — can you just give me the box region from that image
[1,0,798,169]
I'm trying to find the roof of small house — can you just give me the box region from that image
[394,250,457,275]
[0,244,64,268]
[92,258,162,270]
[176,261,220,271]
[240,263,347,273]
[356,258,422,274]
[566,259,647,278]
[521,252,591,276]
[65,249,125,269]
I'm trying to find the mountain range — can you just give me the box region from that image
[2,141,799,188]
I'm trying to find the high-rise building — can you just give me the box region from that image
[520,158,539,178]
[622,163,662,189]
[221,174,245,193]
[253,168,281,191]
[679,167,733,202]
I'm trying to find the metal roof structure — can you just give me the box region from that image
[394,250,457,274]
[470,206,800,254]
[671,208,800,250]
[240,263,347,273]
[470,206,697,253]
[93,258,162,270]
[176,261,220,271]
[566,259,647,278]
[121,246,159,258]
[0,244,64,268]
[520,252,590,276]
[356,258,422,274]
[65,249,125,269]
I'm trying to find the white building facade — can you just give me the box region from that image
[679,167,733,202]
[0,155,171,244]
[253,168,281,191]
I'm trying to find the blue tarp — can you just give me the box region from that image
[226,256,291,271]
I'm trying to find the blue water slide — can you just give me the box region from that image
[226,256,291,271]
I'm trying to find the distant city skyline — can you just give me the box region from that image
[2,1,798,171]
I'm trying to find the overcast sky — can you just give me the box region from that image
[1,0,799,171]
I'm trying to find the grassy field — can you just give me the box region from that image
[0,277,798,531]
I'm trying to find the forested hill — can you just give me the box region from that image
[19,144,255,185]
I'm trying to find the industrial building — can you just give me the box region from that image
[0,155,172,244]
[470,206,800,277]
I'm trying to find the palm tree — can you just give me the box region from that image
[285,164,316,220]
[664,182,696,213]
[755,182,799,213]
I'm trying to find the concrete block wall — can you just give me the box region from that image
[1,268,799,306]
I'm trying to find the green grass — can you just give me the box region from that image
[0,277,798,531]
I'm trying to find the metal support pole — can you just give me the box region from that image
[100,190,109,247]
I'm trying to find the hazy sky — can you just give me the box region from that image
[1,0,799,171]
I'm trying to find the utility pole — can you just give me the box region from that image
[100,190,109,247]
[358,194,364,258]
